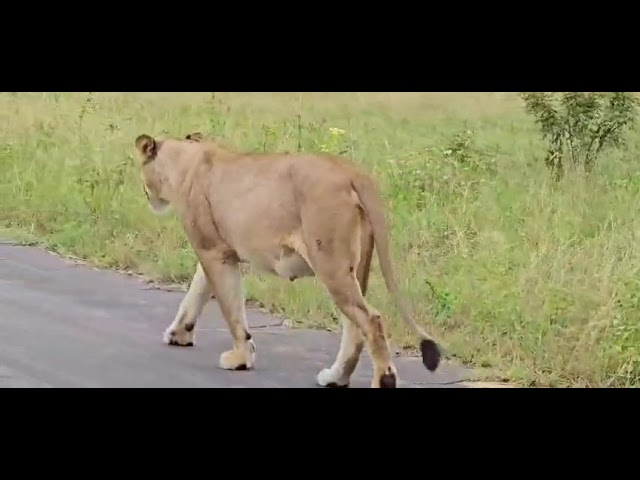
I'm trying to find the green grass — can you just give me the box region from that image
[2,92,640,387]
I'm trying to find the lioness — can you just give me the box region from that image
[134,131,441,388]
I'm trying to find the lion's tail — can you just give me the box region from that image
[350,175,441,372]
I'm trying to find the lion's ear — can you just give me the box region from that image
[135,134,156,158]
[185,132,204,142]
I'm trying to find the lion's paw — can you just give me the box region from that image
[372,364,398,388]
[219,339,256,371]
[316,367,350,388]
[163,325,195,347]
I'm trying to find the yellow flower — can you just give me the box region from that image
[329,127,346,136]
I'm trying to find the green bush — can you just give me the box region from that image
[519,92,640,181]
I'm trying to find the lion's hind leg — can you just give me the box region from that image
[316,315,365,387]
[316,260,397,388]
[302,196,397,388]
[164,262,212,347]
[316,224,373,388]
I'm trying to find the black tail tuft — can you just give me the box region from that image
[420,339,441,372]
[379,372,397,388]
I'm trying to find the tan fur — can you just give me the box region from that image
[134,132,441,388]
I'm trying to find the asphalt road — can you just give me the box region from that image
[0,241,472,388]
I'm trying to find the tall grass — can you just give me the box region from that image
[2,92,640,387]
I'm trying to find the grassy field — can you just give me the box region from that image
[2,92,640,387]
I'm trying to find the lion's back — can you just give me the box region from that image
[285,152,368,202]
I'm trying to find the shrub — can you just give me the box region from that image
[519,92,640,181]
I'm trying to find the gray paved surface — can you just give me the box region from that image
[0,242,472,388]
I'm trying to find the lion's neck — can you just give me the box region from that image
[156,154,194,205]
[166,167,190,201]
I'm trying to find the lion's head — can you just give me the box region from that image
[134,131,239,215]
[134,134,173,215]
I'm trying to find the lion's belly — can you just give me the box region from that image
[273,248,315,280]
[234,231,315,281]
[237,246,314,279]
[213,184,311,279]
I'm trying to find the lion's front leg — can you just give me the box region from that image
[199,253,256,370]
[164,262,213,347]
